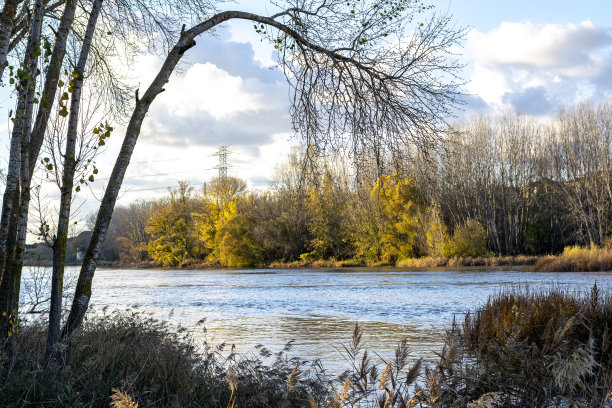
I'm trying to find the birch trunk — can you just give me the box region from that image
[61,11,248,338]
[0,0,77,275]
[0,0,43,341]
[45,0,103,363]
[29,0,78,177]
[0,0,20,80]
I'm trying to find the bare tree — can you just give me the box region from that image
[44,0,103,363]
[60,1,465,338]
[0,0,223,345]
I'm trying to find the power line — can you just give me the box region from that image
[213,145,231,180]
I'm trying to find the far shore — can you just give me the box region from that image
[24,249,612,273]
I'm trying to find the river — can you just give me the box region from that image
[21,267,612,371]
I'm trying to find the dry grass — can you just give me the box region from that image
[535,245,612,272]
[428,285,612,407]
[110,389,138,408]
[396,257,449,268]
[0,309,330,407]
[397,256,538,268]
[268,259,345,269]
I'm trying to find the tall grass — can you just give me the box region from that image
[396,255,538,268]
[429,285,612,406]
[535,245,612,272]
[0,309,424,407]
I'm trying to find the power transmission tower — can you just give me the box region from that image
[213,145,231,180]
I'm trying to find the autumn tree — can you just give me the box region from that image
[354,173,426,263]
[146,182,203,266]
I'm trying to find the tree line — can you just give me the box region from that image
[96,102,612,268]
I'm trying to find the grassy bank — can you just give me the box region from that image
[535,245,612,272]
[110,255,540,270]
[2,286,611,407]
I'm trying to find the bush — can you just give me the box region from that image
[445,219,487,258]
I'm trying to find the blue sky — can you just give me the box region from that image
[2,0,612,228]
[444,0,612,30]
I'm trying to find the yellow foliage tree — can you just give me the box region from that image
[146,182,203,266]
[424,205,451,257]
[194,177,263,267]
[301,173,353,261]
[354,173,425,264]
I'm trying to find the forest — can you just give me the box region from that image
[77,102,612,268]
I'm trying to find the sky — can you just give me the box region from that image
[1,0,612,227]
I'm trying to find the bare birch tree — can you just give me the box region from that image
[60,0,466,338]
[0,0,221,345]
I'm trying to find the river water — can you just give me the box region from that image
[21,267,612,370]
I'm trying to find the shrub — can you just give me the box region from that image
[445,219,487,258]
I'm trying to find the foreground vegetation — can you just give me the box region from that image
[2,286,611,407]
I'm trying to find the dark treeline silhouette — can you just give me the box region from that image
[87,103,612,267]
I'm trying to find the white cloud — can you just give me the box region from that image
[160,62,262,120]
[464,20,612,115]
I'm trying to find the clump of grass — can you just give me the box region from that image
[0,309,330,407]
[110,389,138,408]
[396,257,449,268]
[535,245,612,272]
[268,259,345,269]
[428,285,612,407]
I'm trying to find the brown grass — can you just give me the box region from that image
[397,255,539,268]
[268,259,345,269]
[428,285,612,406]
[0,309,330,407]
[534,245,612,272]
[3,287,611,407]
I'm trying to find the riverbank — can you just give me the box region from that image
[42,255,539,270]
[25,249,612,273]
[535,245,612,272]
[2,286,610,407]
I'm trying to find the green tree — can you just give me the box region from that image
[302,172,354,261]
